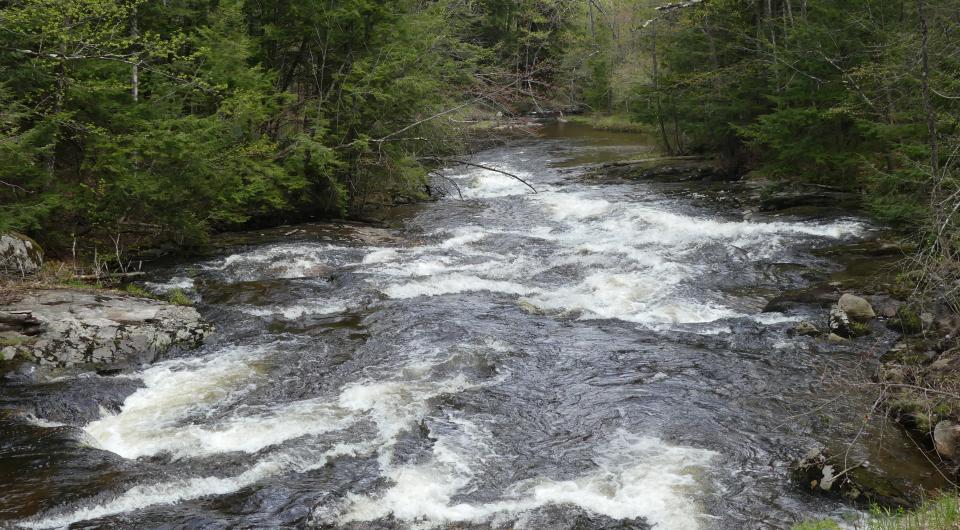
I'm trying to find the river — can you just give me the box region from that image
[4,123,940,529]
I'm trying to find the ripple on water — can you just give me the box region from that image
[15,132,885,530]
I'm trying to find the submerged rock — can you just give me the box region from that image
[0,232,43,275]
[827,333,847,343]
[790,448,914,509]
[0,289,211,368]
[838,293,875,321]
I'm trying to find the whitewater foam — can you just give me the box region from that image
[339,429,716,530]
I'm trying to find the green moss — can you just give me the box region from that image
[888,306,923,335]
[0,335,34,347]
[886,395,932,431]
[167,288,192,306]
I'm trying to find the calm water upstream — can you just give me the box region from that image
[3,123,941,529]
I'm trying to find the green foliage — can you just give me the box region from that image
[625,0,959,234]
[0,0,518,257]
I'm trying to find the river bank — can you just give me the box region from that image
[0,122,956,529]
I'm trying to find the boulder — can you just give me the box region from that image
[933,420,960,459]
[827,333,848,343]
[0,289,211,368]
[789,321,821,337]
[829,306,853,338]
[838,294,875,321]
[0,232,43,275]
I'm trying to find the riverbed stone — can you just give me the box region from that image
[838,293,875,321]
[790,321,821,337]
[0,232,43,275]
[0,289,211,368]
[934,420,960,459]
[827,333,847,343]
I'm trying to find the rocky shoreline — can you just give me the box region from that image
[583,153,960,511]
[1,289,210,369]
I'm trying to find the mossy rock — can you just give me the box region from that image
[886,395,941,434]
[881,341,936,365]
[888,306,924,335]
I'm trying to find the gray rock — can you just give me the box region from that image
[790,321,821,337]
[0,289,211,368]
[0,232,43,275]
[934,420,960,459]
[838,293,875,321]
[829,305,853,338]
[827,333,848,343]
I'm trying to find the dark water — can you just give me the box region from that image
[1,123,941,529]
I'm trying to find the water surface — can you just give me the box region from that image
[4,124,938,529]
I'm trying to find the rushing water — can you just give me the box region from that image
[2,123,941,529]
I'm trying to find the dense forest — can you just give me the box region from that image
[1,0,958,305]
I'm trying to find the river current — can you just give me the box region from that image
[6,124,935,529]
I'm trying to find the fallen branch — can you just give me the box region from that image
[0,179,32,193]
[423,157,537,194]
[641,0,706,28]
[429,171,464,200]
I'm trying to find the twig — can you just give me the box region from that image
[429,171,464,200]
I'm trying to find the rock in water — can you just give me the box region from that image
[829,306,853,338]
[1,289,211,368]
[934,420,960,459]
[789,321,821,337]
[838,293,875,321]
[827,333,847,343]
[0,232,43,275]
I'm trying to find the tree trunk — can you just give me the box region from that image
[651,22,674,155]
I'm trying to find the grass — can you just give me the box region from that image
[167,288,192,306]
[124,283,155,298]
[870,495,960,530]
[794,495,960,530]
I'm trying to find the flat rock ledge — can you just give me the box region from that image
[0,289,211,368]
